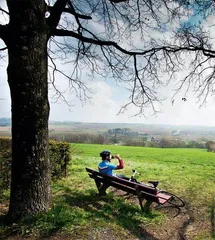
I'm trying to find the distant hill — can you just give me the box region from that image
[1,118,215,134]
[0,119,82,126]
[46,120,215,138]
[0,118,11,126]
[1,118,215,141]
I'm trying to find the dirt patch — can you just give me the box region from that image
[111,189,211,240]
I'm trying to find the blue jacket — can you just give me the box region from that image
[98,160,117,176]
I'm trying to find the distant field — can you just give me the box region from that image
[1,121,215,140]
[0,127,10,137]
[49,123,215,138]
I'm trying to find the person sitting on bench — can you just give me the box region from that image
[98,150,124,176]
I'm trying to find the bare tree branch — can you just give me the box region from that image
[46,0,68,29]
[47,5,92,20]
[0,7,9,15]
[53,28,215,57]
[46,0,215,114]
[0,47,7,51]
[53,28,164,55]
[48,46,92,106]
[109,0,128,3]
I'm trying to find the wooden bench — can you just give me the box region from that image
[86,167,172,212]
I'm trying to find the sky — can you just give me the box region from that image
[1,59,215,126]
[1,1,215,126]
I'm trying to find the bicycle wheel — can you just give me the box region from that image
[158,190,185,207]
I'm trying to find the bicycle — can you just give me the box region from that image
[121,169,185,208]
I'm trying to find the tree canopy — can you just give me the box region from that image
[1,1,215,114]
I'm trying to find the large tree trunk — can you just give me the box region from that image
[6,1,51,221]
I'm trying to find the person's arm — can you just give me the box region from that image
[115,154,124,169]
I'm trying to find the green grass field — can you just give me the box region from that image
[1,144,215,239]
[71,144,215,206]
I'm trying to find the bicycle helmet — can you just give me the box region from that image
[100,150,111,159]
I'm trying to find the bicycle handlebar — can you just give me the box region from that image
[131,169,140,179]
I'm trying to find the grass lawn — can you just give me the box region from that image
[0,144,215,239]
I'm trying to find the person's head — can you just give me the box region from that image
[100,150,112,161]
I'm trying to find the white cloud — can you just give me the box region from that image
[2,58,215,126]
[48,78,215,126]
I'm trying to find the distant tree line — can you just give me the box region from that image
[49,132,107,144]
[148,137,206,149]
[49,132,214,150]
[107,128,148,137]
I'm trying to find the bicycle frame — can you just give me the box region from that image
[129,169,139,183]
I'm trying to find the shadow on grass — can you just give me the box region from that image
[55,185,160,240]
[0,185,162,240]
[113,188,184,218]
[0,214,15,239]
[0,208,69,240]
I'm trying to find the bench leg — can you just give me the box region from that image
[136,187,152,213]
[94,179,101,192]
[136,188,145,212]
[143,200,153,213]
[99,183,110,196]
[94,179,110,196]
[137,195,153,213]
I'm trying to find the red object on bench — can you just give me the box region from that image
[156,192,172,204]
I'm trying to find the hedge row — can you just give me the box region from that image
[49,140,72,180]
[0,137,72,190]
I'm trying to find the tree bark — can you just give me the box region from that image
[6,1,51,221]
